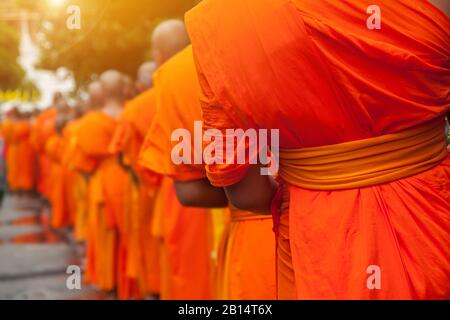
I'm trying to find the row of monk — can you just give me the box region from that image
[0,19,276,300]
[1,0,449,300]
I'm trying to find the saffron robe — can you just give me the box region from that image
[139,46,276,299]
[187,0,450,299]
[109,90,162,298]
[30,108,57,198]
[139,47,217,300]
[73,111,128,291]
[8,121,37,191]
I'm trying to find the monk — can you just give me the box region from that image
[186,0,450,299]
[123,75,137,101]
[62,101,95,242]
[72,75,129,293]
[2,109,19,192]
[4,111,37,193]
[109,61,162,298]
[45,105,77,229]
[30,94,61,200]
[138,19,214,300]
[140,45,277,299]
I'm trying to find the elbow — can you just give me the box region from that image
[229,200,253,212]
[174,180,228,208]
[174,185,199,207]
[176,190,201,208]
[226,191,262,212]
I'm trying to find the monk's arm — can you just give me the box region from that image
[117,154,139,184]
[174,178,229,208]
[223,165,278,214]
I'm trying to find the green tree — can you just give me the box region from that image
[21,0,199,87]
[0,21,25,90]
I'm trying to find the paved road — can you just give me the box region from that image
[0,194,106,300]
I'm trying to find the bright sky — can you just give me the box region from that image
[18,17,75,111]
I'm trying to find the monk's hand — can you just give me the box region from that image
[224,165,278,214]
[174,178,229,208]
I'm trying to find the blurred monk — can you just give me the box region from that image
[62,101,94,242]
[109,61,161,298]
[138,19,213,300]
[3,110,37,194]
[123,75,137,101]
[45,104,77,229]
[72,75,129,292]
[140,45,276,299]
[30,94,60,200]
[187,0,450,299]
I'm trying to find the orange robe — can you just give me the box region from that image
[61,123,79,226]
[45,134,66,228]
[7,121,36,191]
[187,0,450,299]
[109,89,162,298]
[73,111,128,292]
[62,120,89,240]
[30,108,57,198]
[2,120,19,191]
[139,46,276,299]
[139,47,216,300]
[45,131,77,229]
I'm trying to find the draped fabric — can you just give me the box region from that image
[3,121,37,191]
[186,0,450,299]
[45,134,69,228]
[109,91,163,298]
[73,111,129,292]
[62,120,92,241]
[139,46,276,300]
[138,46,214,300]
[140,47,206,182]
[30,108,57,197]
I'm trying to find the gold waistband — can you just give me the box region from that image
[279,117,448,190]
[230,208,272,222]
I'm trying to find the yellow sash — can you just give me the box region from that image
[279,117,448,190]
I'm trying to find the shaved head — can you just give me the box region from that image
[87,81,105,109]
[151,19,190,66]
[136,61,157,92]
[52,92,63,105]
[122,74,136,100]
[100,70,124,100]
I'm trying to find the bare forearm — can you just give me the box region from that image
[224,165,278,214]
[174,178,229,208]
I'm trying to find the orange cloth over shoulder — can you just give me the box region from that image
[3,121,19,190]
[140,46,276,299]
[110,89,157,164]
[61,120,90,241]
[139,46,214,300]
[31,108,57,197]
[125,90,162,296]
[74,111,128,291]
[109,90,162,298]
[75,111,128,231]
[9,120,36,191]
[187,0,450,299]
[45,133,70,228]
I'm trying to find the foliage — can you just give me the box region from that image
[0,21,25,90]
[20,0,200,87]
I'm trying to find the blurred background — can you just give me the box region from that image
[0,0,200,300]
[0,0,200,112]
